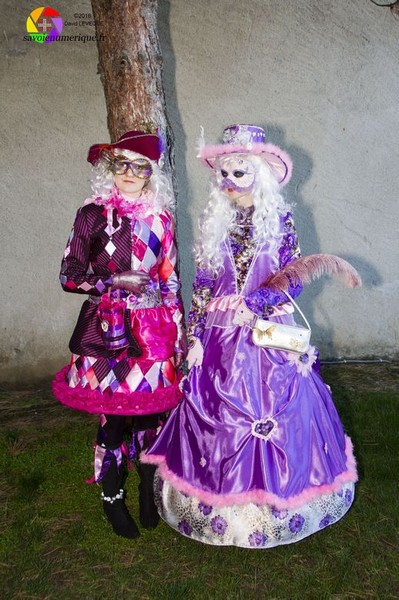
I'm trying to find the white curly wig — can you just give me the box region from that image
[195,155,290,273]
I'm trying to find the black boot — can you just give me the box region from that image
[136,461,159,530]
[101,455,140,539]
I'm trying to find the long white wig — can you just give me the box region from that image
[89,149,175,214]
[195,155,290,273]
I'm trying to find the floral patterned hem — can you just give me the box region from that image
[154,472,355,548]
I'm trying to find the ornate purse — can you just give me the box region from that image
[97,292,130,351]
[252,292,311,354]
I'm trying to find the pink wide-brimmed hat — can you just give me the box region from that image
[87,129,162,165]
[198,124,292,186]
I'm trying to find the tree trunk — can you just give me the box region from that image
[90,0,175,182]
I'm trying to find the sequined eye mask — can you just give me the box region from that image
[218,157,255,193]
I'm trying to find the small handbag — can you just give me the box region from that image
[97,291,130,351]
[251,291,311,354]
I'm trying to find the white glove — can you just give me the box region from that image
[187,338,204,369]
[232,299,255,326]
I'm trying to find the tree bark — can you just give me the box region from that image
[90,0,175,181]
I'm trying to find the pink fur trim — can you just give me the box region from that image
[52,365,183,415]
[199,143,293,186]
[84,186,156,218]
[142,437,357,510]
[265,254,362,291]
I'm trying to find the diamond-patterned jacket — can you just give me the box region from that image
[60,203,183,358]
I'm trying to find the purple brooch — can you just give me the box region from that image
[251,417,277,441]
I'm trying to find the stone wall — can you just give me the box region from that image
[1,0,398,384]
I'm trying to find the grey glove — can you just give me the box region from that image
[111,270,150,293]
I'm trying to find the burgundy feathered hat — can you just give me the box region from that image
[199,124,292,186]
[87,129,162,165]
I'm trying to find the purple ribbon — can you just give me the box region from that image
[86,442,129,484]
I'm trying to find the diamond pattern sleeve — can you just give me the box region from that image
[59,206,112,296]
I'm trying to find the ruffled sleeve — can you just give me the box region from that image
[187,268,215,346]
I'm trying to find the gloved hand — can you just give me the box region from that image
[232,299,255,326]
[187,338,204,369]
[112,270,150,293]
[175,350,186,369]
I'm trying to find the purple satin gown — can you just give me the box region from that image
[143,210,357,548]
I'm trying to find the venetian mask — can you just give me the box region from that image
[217,156,256,194]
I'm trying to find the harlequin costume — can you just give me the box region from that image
[53,129,185,538]
[143,125,358,548]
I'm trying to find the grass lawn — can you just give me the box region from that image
[1,363,398,599]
